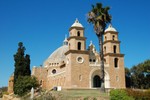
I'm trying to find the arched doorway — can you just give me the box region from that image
[93,75,101,87]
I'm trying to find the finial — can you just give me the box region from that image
[89,40,93,46]
[63,34,68,45]
[75,18,79,23]
[108,24,112,28]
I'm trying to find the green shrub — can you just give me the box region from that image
[14,76,39,96]
[110,89,134,100]
[0,91,2,98]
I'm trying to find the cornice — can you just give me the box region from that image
[65,50,89,55]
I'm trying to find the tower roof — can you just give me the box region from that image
[71,18,83,28]
[105,24,117,32]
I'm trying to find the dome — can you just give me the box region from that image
[71,18,83,28]
[105,24,117,32]
[44,45,68,67]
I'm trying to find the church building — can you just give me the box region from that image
[32,19,126,90]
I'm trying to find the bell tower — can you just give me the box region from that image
[65,19,89,88]
[103,24,125,88]
[68,18,86,51]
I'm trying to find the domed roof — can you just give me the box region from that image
[71,18,83,28]
[44,45,68,67]
[105,24,117,32]
[43,38,68,67]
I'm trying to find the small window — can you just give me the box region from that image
[105,36,107,41]
[70,32,72,36]
[93,59,96,62]
[52,69,56,74]
[114,58,118,68]
[78,42,81,50]
[113,45,117,53]
[116,76,119,81]
[79,75,82,81]
[69,43,71,49]
[112,35,115,40]
[89,59,92,62]
[77,31,80,36]
[104,46,106,54]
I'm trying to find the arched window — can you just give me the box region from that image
[105,36,107,41]
[116,76,119,81]
[112,35,115,40]
[89,59,92,62]
[104,46,106,54]
[77,31,80,36]
[77,42,81,50]
[113,45,117,53]
[79,75,82,81]
[69,43,70,49]
[114,58,118,68]
[93,75,101,87]
[93,59,96,62]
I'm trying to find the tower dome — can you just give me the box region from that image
[71,18,83,28]
[43,38,68,67]
[105,24,117,32]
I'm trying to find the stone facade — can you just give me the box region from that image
[32,19,126,90]
[8,75,14,94]
[8,19,126,93]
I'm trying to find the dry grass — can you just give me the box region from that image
[51,89,109,100]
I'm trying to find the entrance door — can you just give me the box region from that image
[93,75,101,87]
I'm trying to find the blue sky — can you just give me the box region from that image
[0,0,150,87]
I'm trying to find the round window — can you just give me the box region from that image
[52,69,56,74]
[76,56,84,63]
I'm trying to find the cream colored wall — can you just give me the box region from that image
[70,28,84,37]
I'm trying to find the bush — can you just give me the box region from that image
[110,89,134,100]
[126,89,150,100]
[0,91,2,98]
[14,76,39,96]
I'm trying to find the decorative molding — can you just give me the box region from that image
[67,36,86,41]
[65,50,89,55]
[104,53,124,57]
[104,40,121,44]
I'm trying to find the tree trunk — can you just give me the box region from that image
[97,33,105,92]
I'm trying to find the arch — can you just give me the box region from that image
[93,75,101,87]
[89,59,92,62]
[114,58,118,68]
[93,59,96,62]
[105,36,107,41]
[89,69,110,88]
[113,45,117,53]
[69,43,71,49]
[104,46,106,54]
[112,35,115,40]
[77,42,81,50]
[77,31,80,36]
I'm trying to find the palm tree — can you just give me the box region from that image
[87,3,111,92]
